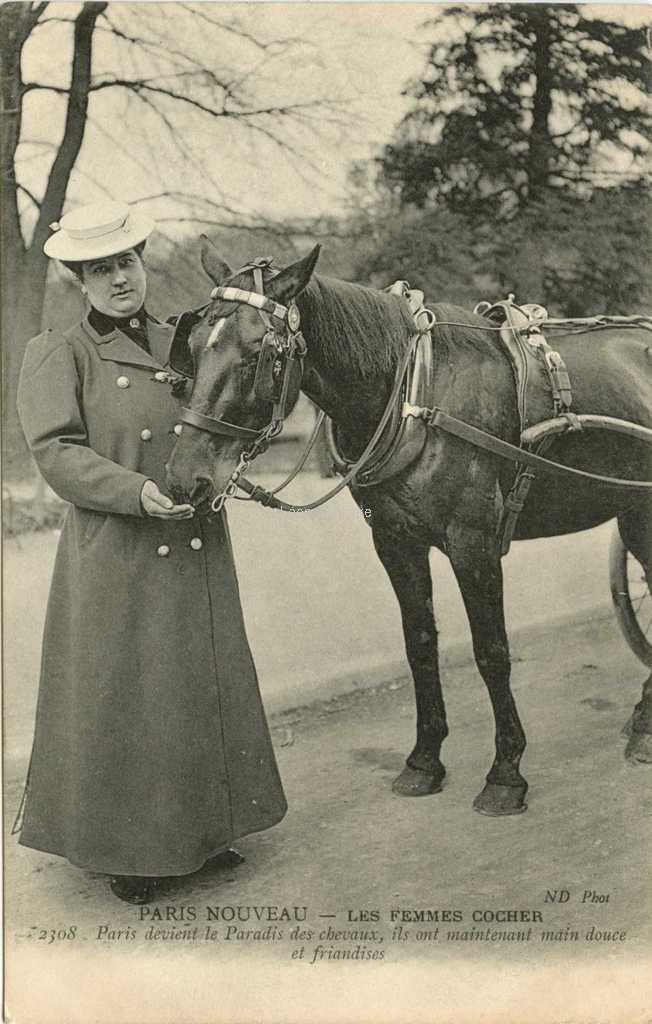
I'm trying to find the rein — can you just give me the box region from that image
[179,274,652,512]
[428,409,652,494]
[179,264,423,512]
[236,335,419,512]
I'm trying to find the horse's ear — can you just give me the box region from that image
[200,235,233,285]
[269,245,321,303]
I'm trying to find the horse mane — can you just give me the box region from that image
[299,275,416,377]
[299,279,500,376]
[214,265,500,372]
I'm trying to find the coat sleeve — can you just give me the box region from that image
[17,330,149,516]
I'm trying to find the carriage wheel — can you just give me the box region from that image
[609,528,652,668]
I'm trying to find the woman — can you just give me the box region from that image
[16,201,287,904]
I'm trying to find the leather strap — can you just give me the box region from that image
[180,407,260,439]
[210,286,287,323]
[235,334,420,511]
[429,409,652,493]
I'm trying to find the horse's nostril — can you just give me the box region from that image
[170,484,190,504]
[190,476,212,505]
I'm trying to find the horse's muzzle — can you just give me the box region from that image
[166,431,240,513]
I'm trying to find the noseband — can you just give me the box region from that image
[178,259,307,512]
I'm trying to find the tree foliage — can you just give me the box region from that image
[378,4,650,219]
[347,5,651,316]
[504,184,652,316]
[344,204,479,307]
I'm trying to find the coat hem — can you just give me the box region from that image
[17,803,288,878]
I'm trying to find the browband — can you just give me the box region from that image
[210,286,287,323]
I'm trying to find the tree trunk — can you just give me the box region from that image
[2,2,106,477]
[1,5,45,475]
[527,9,554,204]
[2,251,48,476]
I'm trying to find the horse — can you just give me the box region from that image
[165,238,652,816]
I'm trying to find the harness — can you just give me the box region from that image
[171,268,652,542]
[171,262,432,513]
[325,282,435,487]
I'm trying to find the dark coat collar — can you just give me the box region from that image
[81,313,174,370]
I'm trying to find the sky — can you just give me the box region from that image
[17,2,651,239]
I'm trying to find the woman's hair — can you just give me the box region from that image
[62,240,146,281]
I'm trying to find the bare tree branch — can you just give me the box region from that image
[66,162,121,200]
[178,3,304,53]
[16,138,57,149]
[97,16,233,92]
[131,90,269,221]
[86,112,155,184]
[136,191,261,225]
[22,82,69,95]
[90,62,343,212]
[87,76,326,123]
[17,183,41,208]
[30,16,76,27]
[31,2,108,260]
[130,89,234,206]
[1,1,52,255]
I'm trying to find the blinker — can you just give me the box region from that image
[254,333,285,403]
[168,307,207,379]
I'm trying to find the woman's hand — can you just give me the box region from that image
[141,480,194,519]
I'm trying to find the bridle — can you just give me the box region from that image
[175,258,428,515]
[178,259,308,512]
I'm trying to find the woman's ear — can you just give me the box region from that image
[268,245,321,304]
[200,235,233,285]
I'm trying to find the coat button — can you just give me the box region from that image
[140,428,152,441]
[190,537,203,551]
[174,423,183,436]
[116,375,130,388]
[157,544,170,557]
[154,371,168,382]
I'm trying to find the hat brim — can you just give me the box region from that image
[44,212,155,262]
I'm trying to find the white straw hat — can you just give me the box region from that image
[43,201,154,261]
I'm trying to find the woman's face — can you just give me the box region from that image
[82,248,147,317]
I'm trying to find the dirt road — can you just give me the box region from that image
[3,496,617,760]
[5,610,651,1024]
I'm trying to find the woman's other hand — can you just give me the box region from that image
[141,480,194,519]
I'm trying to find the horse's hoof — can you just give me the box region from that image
[625,730,652,764]
[473,783,528,816]
[392,765,443,797]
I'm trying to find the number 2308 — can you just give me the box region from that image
[33,926,77,943]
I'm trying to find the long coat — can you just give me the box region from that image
[16,312,287,877]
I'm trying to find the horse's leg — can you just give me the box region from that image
[446,520,528,815]
[618,507,652,764]
[372,530,447,796]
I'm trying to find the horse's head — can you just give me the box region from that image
[165,237,321,511]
